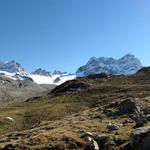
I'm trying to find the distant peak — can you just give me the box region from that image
[0,60,25,74]
[76,53,142,77]
[89,56,97,61]
[122,53,135,58]
[10,60,16,63]
[53,70,63,75]
[32,68,52,76]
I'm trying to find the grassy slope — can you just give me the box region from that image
[0,68,150,149]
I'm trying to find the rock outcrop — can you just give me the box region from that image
[130,126,150,150]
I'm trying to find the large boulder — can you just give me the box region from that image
[95,134,110,147]
[134,114,147,128]
[130,126,150,150]
[119,98,140,115]
[95,134,116,150]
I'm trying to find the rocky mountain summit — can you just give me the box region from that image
[76,54,142,77]
[0,61,57,102]
[0,54,143,85]
[0,60,75,85]
[53,70,67,75]
[31,68,52,76]
[0,60,26,74]
[31,68,66,76]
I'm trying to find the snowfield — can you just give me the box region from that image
[0,71,76,85]
[29,74,76,85]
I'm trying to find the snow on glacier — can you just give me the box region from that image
[29,74,76,85]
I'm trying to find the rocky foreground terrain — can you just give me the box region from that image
[0,67,150,149]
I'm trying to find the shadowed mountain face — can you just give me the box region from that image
[0,61,57,102]
[31,68,52,76]
[0,76,56,102]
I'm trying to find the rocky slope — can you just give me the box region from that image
[76,54,142,77]
[0,61,56,102]
[0,60,76,102]
[31,68,52,76]
[0,76,56,102]
[0,67,150,149]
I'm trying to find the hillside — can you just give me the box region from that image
[0,76,56,103]
[0,67,150,149]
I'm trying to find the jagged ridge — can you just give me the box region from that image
[76,54,142,77]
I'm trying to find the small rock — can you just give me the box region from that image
[134,115,147,128]
[83,132,94,137]
[8,136,19,140]
[81,132,94,139]
[104,141,116,150]
[144,110,150,115]
[127,94,135,98]
[84,136,93,142]
[89,140,99,150]
[135,118,146,128]
[107,123,119,131]
[95,134,110,147]
[104,140,116,146]
[146,114,150,121]
[123,119,134,124]
[93,115,103,119]
[95,134,109,142]
[78,129,85,133]
[115,131,121,135]
[5,117,14,122]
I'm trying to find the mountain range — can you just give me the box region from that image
[76,53,142,77]
[0,63,150,150]
[0,54,143,85]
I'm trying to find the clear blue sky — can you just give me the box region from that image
[0,0,150,73]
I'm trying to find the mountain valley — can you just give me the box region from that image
[0,54,149,150]
[0,66,149,149]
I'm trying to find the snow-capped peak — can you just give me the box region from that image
[76,54,142,77]
[0,60,76,85]
[0,60,26,74]
[0,54,142,85]
[31,68,52,76]
[53,70,67,75]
